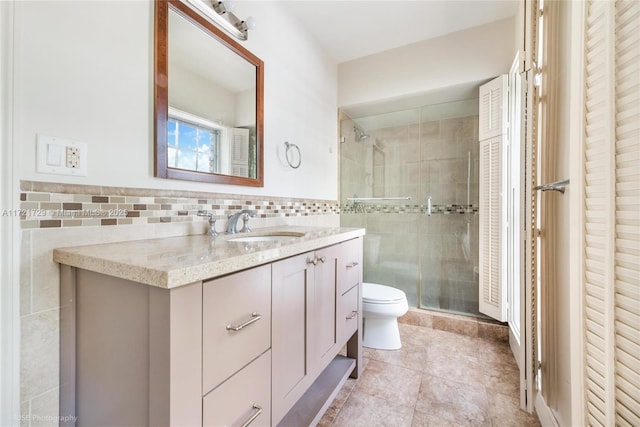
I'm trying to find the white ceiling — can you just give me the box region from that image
[282,0,519,63]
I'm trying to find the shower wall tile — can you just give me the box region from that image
[422,141,450,161]
[408,123,420,141]
[340,213,365,228]
[380,125,409,142]
[420,121,440,139]
[439,117,476,142]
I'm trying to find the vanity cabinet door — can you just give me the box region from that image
[308,244,339,374]
[271,252,314,425]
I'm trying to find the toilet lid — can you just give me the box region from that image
[362,282,406,303]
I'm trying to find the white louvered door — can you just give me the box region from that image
[479,77,508,322]
[229,128,250,177]
[479,135,507,321]
[582,0,639,425]
[479,75,508,141]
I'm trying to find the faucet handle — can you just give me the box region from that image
[239,212,252,233]
[197,211,218,237]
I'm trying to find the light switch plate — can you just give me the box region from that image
[36,134,88,176]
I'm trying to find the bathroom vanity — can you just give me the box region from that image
[54,226,364,426]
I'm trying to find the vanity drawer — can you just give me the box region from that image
[336,238,363,295]
[203,264,271,393]
[337,284,359,344]
[203,350,271,427]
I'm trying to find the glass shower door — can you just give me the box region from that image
[418,100,484,317]
[340,98,485,318]
[340,111,421,306]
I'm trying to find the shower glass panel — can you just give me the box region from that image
[419,99,482,316]
[340,111,421,305]
[340,98,483,317]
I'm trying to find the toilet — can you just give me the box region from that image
[362,282,409,350]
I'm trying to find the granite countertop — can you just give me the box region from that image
[53,226,365,289]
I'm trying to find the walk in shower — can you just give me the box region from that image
[340,98,484,317]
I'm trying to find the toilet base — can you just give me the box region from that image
[363,316,402,350]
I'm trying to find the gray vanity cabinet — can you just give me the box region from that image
[59,235,363,427]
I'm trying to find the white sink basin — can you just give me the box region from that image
[228,232,305,243]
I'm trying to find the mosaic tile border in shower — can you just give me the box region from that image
[16,181,340,229]
[341,203,478,215]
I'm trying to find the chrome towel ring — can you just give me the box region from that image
[284,141,301,169]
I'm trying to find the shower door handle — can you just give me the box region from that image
[427,196,432,216]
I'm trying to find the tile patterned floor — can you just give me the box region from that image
[318,323,541,427]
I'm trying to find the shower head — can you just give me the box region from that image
[353,126,370,141]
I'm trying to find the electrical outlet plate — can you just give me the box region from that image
[36,134,87,176]
[66,146,80,168]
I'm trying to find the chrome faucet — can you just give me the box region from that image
[226,210,257,234]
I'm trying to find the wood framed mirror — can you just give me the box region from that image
[154,0,264,186]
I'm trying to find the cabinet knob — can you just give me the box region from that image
[346,310,358,320]
[307,257,318,266]
[318,256,326,264]
[346,262,359,268]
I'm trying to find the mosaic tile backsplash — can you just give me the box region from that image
[341,203,478,215]
[18,181,340,229]
[17,182,477,230]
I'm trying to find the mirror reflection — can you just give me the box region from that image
[168,8,256,178]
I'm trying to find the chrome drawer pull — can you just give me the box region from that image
[346,311,358,320]
[346,262,359,268]
[241,403,263,427]
[226,313,262,331]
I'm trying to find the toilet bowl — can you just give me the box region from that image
[362,282,409,350]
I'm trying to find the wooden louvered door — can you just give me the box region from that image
[581,0,640,425]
